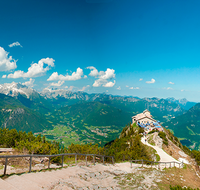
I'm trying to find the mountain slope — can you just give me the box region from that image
[165,103,200,149]
[0,93,52,133]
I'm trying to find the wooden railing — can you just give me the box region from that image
[0,153,114,175]
[130,159,183,169]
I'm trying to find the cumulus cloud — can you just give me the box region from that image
[7,57,55,78]
[0,47,17,71]
[87,66,115,79]
[134,87,140,89]
[93,79,106,87]
[2,75,6,78]
[103,80,115,87]
[139,78,143,81]
[129,87,133,89]
[78,85,90,91]
[49,80,65,87]
[126,85,129,88]
[47,67,83,81]
[9,42,22,48]
[181,89,184,92]
[146,78,155,84]
[87,66,99,77]
[22,78,35,87]
[87,66,116,87]
[169,82,174,85]
[117,86,121,90]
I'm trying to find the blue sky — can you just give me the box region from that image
[1,0,200,102]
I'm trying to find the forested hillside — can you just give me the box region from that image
[165,103,200,150]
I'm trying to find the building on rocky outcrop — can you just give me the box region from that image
[132,109,163,132]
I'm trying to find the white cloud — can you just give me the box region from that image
[84,75,87,79]
[93,79,107,87]
[47,67,83,81]
[103,80,115,87]
[169,82,174,85]
[49,80,65,87]
[167,87,173,90]
[181,89,184,92]
[117,86,121,90]
[7,57,55,78]
[146,78,155,84]
[87,66,99,77]
[126,85,129,88]
[2,75,6,78]
[78,85,90,91]
[0,47,17,71]
[87,66,115,80]
[139,78,143,81]
[130,87,140,89]
[87,67,116,87]
[22,78,35,87]
[9,42,22,48]
[65,86,68,89]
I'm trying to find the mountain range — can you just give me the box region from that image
[0,82,198,148]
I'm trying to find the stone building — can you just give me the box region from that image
[132,109,163,132]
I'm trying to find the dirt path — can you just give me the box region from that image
[141,136,180,163]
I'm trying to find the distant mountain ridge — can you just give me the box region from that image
[0,82,195,111]
[0,82,196,148]
[166,97,196,110]
[165,103,200,150]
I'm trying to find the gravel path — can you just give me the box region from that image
[141,136,180,163]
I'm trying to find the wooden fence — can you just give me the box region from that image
[130,159,183,169]
[0,153,114,175]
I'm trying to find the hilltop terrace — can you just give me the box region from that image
[132,109,163,132]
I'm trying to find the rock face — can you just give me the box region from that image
[0,82,36,98]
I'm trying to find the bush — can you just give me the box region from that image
[170,185,199,190]
[158,131,168,146]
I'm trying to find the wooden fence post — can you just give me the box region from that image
[75,154,77,165]
[48,157,51,169]
[130,160,132,168]
[4,157,8,175]
[93,155,95,165]
[62,155,64,167]
[103,156,105,165]
[85,155,87,166]
[112,157,114,165]
[170,162,171,168]
[142,160,143,167]
[29,156,32,173]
